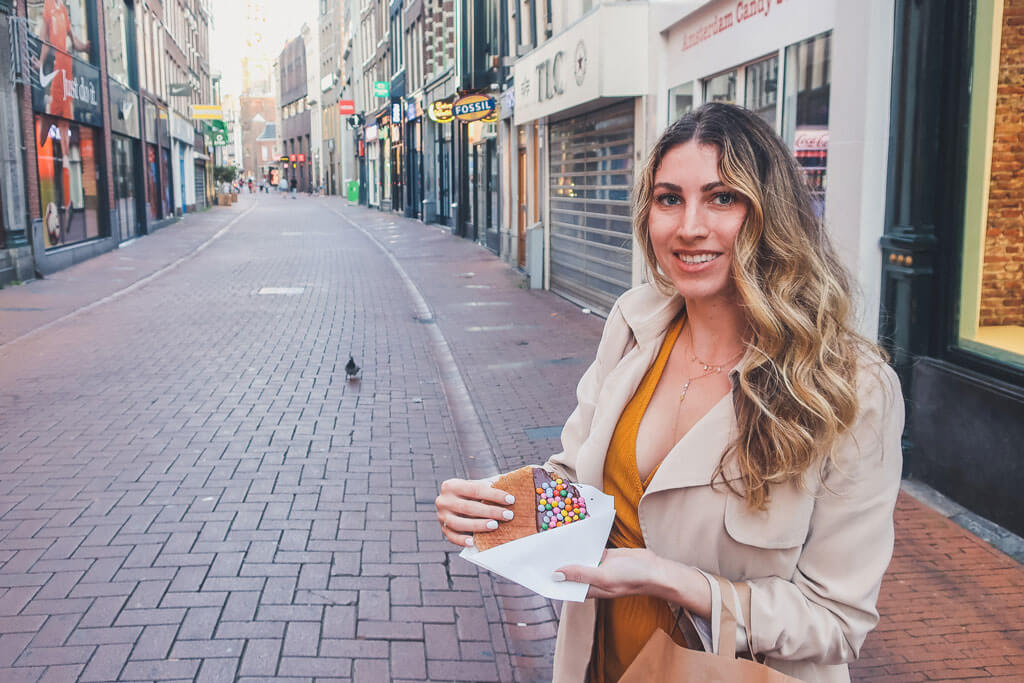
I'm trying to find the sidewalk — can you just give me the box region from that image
[331,200,1024,682]
[0,197,255,346]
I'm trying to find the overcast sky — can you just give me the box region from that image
[210,0,317,98]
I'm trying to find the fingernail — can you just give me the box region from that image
[464,536,475,547]
[502,510,514,520]
[505,494,516,504]
[486,520,498,530]
[551,572,566,582]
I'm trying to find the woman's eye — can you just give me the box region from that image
[656,193,681,206]
[712,192,737,206]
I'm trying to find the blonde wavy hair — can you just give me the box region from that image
[634,103,883,509]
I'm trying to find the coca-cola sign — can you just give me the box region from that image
[794,127,829,151]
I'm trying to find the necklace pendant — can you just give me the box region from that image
[680,380,691,402]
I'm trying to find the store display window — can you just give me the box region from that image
[103,0,134,88]
[668,82,694,123]
[35,115,101,248]
[703,69,736,104]
[745,56,779,126]
[27,0,94,64]
[782,31,831,217]
[956,0,1024,370]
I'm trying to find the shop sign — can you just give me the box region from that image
[365,124,378,141]
[794,127,829,151]
[428,100,454,123]
[298,153,306,162]
[391,102,402,122]
[290,154,297,162]
[109,78,140,138]
[169,83,192,96]
[191,104,223,120]
[513,4,645,126]
[373,81,389,98]
[280,156,289,163]
[407,101,418,121]
[203,119,229,146]
[338,100,356,115]
[453,94,496,122]
[26,34,101,126]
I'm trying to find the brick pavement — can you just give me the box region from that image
[0,196,1021,681]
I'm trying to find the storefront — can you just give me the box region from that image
[404,99,423,220]
[513,3,651,314]
[467,120,499,254]
[109,79,143,242]
[388,103,404,214]
[142,99,172,225]
[881,0,1024,535]
[548,102,635,313]
[365,123,380,208]
[25,23,106,252]
[424,82,456,226]
[661,0,895,335]
[171,111,195,214]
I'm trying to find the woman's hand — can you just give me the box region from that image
[555,549,712,617]
[435,478,517,548]
[554,548,663,599]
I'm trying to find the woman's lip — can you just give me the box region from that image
[673,252,721,269]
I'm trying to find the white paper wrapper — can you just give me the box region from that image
[459,484,615,602]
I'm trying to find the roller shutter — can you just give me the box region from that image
[548,102,635,315]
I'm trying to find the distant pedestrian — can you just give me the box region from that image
[435,102,904,682]
[279,177,288,196]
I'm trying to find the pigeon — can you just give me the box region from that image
[344,355,361,381]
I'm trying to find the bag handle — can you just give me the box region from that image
[714,576,739,659]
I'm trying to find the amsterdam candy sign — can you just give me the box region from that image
[428,100,454,124]
[452,94,496,122]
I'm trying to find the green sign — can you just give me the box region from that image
[373,81,389,98]
[203,119,229,146]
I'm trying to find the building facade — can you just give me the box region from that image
[880,0,1024,535]
[279,32,313,193]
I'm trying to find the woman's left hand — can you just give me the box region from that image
[554,548,663,600]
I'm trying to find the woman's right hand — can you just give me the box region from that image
[435,478,517,548]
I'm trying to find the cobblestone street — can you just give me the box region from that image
[0,196,1022,681]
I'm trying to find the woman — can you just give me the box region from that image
[435,103,903,682]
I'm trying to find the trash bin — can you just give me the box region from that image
[347,180,360,203]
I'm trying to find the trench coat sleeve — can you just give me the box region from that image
[723,362,904,664]
[544,302,631,483]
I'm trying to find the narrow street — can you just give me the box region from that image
[0,197,1022,682]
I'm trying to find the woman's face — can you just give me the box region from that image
[647,140,748,304]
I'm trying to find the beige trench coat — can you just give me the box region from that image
[544,284,904,683]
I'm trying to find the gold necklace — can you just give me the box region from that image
[679,322,744,404]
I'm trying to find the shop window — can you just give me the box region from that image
[956,1,1024,370]
[782,31,831,217]
[668,82,694,123]
[104,0,134,88]
[703,70,736,105]
[35,115,101,248]
[28,0,94,64]
[745,56,779,126]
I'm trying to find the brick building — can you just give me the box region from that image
[278,30,313,193]
[239,95,276,181]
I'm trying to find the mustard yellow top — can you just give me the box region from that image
[588,313,690,682]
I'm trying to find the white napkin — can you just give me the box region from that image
[459,484,615,602]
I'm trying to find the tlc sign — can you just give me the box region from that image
[338,100,355,115]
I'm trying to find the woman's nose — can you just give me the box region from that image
[677,205,709,240]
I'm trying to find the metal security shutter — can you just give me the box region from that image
[549,102,635,315]
[194,164,207,209]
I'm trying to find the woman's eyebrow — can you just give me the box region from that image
[653,182,681,192]
[701,181,727,192]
